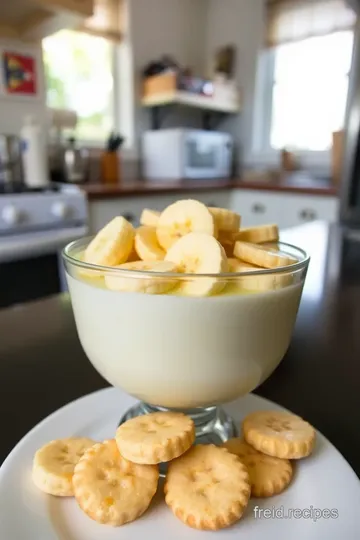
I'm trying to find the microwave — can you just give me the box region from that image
[142,129,233,180]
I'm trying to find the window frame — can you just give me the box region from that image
[43,30,135,153]
[251,33,353,173]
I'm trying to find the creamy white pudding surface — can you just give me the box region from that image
[67,274,303,408]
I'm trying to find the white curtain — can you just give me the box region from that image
[266,0,357,47]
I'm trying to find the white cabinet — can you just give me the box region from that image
[230,190,339,229]
[230,191,285,227]
[88,188,339,234]
[281,194,339,228]
[88,190,231,233]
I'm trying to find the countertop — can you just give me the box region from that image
[1,222,359,477]
[83,175,338,200]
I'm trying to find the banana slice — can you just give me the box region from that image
[228,258,278,291]
[32,437,95,496]
[157,199,216,250]
[135,226,166,261]
[218,230,237,256]
[228,258,258,273]
[84,217,135,266]
[140,208,161,227]
[234,241,296,269]
[105,260,177,294]
[165,233,228,297]
[209,207,241,232]
[127,244,140,262]
[237,224,279,244]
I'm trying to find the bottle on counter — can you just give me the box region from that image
[20,115,49,189]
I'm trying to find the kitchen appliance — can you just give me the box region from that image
[0,184,88,308]
[62,137,89,183]
[340,6,360,228]
[0,135,23,188]
[142,129,233,180]
[48,108,89,184]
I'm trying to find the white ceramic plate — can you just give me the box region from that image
[1,388,360,540]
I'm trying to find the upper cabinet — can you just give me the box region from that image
[0,0,94,41]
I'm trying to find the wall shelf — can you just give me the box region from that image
[141,72,241,130]
[141,90,240,115]
[0,0,94,41]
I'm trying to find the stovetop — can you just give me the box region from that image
[0,183,61,195]
[0,183,88,235]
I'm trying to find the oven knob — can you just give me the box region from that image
[2,205,21,225]
[51,202,70,219]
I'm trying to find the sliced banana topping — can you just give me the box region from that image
[156,199,216,250]
[140,208,161,227]
[234,241,296,269]
[209,207,241,232]
[84,216,134,266]
[104,260,177,294]
[237,224,279,244]
[165,233,228,297]
[135,226,165,261]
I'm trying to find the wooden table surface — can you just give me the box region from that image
[0,222,359,477]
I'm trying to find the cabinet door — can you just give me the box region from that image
[88,198,145,233]
[231,190,340,230]
[150,191,232,211]
[230,191,284,227]
[281,194,339,228]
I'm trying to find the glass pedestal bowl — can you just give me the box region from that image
[63,239,309,445]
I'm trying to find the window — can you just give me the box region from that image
[43,30,114,142]
[268,30,354,152]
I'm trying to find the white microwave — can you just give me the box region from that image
[142,129,233,180]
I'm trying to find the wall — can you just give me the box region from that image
[126,0,209,158]
[0,40,47,135]
[204,0,266,167]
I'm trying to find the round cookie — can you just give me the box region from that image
[243,410,316,459]
[222,438,293,497]
[115,412,195,465]
[73,439,158,526]
[165,444,250,530]
[32,437,96,496]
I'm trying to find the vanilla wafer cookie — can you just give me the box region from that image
[165,444,250,530]
[116,412,195,464]
[222,438,293,497]
[32,437,95,496]
[234,241,296,269]
[243,411,316,459]
[73,439,158,526]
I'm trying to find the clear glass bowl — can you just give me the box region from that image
[63,238,309,444]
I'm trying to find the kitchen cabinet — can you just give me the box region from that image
[88,189,339,234]
[88,190,232,233]
[0,0,94,41]
[231,190,339,230]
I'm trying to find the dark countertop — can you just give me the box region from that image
[83,175,338,200]
[1,222,359,476]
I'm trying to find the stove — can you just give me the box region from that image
[0,183,87,239]
[0,183,88,308]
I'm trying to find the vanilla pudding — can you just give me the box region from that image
[63,200,308,414]
[66,271,303,408]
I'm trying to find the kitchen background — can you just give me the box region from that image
[0,0,359,308]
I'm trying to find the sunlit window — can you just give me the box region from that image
[270,31,354,152]
[43,30,114,141]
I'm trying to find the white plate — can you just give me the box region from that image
[1,388,360,540]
